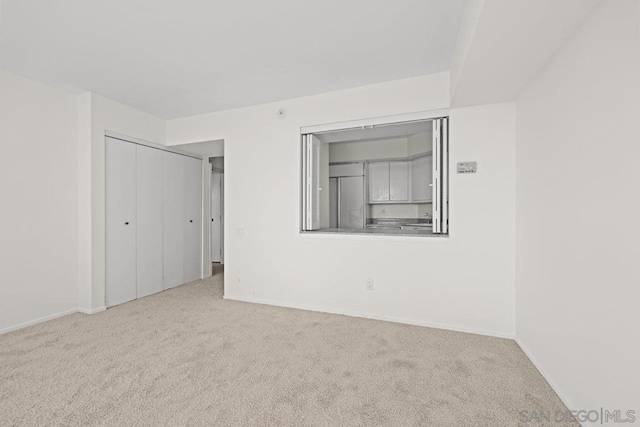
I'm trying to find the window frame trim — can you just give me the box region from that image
[300,109,449,135]
[299,109,450,236]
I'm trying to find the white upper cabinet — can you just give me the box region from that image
[389,161,409,202]
[369,161,410,203]
[368,158,430,204]
[368,162,390,202]
[411,155,432,202]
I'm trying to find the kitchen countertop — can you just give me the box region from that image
[367,218,431,226]
[303,228,445,237]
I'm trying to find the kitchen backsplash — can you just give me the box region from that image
[369,203,431,219]
[417,203,432,218]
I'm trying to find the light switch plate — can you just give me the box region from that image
[457,161,477,174]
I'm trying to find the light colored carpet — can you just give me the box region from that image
[0,266,575,426]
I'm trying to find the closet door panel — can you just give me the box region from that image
[183,157,202,283]
[106,137,137,307]
[136,145,164,298]
[163,151,184,289]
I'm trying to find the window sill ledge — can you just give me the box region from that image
[300,228,448,239]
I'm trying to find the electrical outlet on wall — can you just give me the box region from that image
[366,278,374,290]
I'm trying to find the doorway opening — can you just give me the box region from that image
[210,156,224,279]
[162,138,225,294]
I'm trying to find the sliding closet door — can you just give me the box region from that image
[163,151,184,289]
[106,137,137,307]
[183,156,202,283]
[136,145,164,298]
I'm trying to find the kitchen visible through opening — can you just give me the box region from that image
[301,117,449,236]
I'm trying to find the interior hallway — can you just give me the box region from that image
[0,268,573,426]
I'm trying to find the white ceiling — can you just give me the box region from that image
[0,0,465,119]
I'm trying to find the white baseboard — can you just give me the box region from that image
[515,337,579,423]
[224,294,514,340]
[78,306,106,315]
[0,308,78,335]
[1,305,107,335]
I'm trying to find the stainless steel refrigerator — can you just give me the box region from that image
[329,175,365,229]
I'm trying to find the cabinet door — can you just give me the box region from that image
[163,151,184,289]
[389,161,409,202]
[368,162,389,202]
[411,155,432,202]
[105,137,137,307]
[183,156,202,284]
[136,145,164,298]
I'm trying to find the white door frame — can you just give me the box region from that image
[220,173,224,264]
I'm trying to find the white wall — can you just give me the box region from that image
[77,93,166,312]
[406,132,430,157]
[449,0,601,107]
[167,73,517,337]
[328,137,408,163]
[0,69,79,332]
[515,0,639,418]
[329,134,430,163]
